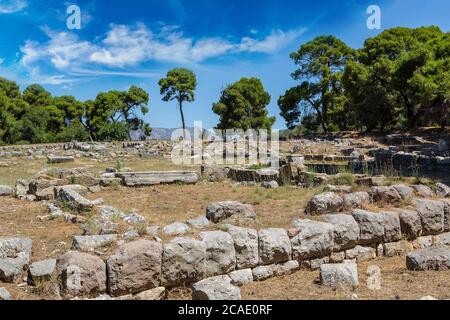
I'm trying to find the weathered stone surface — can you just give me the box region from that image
[162,222,191,236]
[226,225,258,269]
[206,201,256,226]
[258,228,291,265]
[274,260,300,276]
[302,256,330,270]
[414,199,445,235]
[186,216,210,229]
[412,236,434,249]
[320,262,358,288]
[73,235,117,251]
[57,186,93,211]
[107,240,162,297]
[355,176,384,187]
[291,219,334,260]
[329,251,346,263]
[200,165,229,182]
[0,237,32,283]
[438,232,450,245]
[28,259,56,284]
[0,287,11,300]
[392,184,414,200]
[228,269,253,286]
[255,168,280,183]
[406,247,450,271]
[200,231,236,276]
[0,237,32,259]
[305,192,343,215]
[412,185,434,198]
[342,192,370,210]
[382,211,402,242]
[228,168,256,182]
[369,186,402,203]
[192,275,241,300]
[345,246,376,262]
[252,265,276,281]
[14,179,29,198]
[116,171,199,186]
[383,241,413,257]
[47,156,75,164]
[0,185,13,196]
[442,199,450,232]
[29,178,65,195]
[56,251,106,298]
[398,210,422,240]
[435,183,450,198]
[326,184,352,193]
[161,238,206,286]
[352,209,384,245]
[133,287,166,300]
[324,214,359,251]
[261,181,279,189]
[35,187,56,201]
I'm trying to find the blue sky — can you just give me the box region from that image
[0,0,449,129]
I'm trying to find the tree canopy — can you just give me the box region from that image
[0,78,151,145]
[279,36,354,132]
[159,68,197,133]
[212,77,275,131]
[280,26,449,133]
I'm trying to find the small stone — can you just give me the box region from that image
[73,235,117,251]
[274,260,300,276]
[366,265,381,290]
[320,262,359,288]
[28,259,56,284]
[192,275,240,300]
[162,222,191,236]
[0,287,11,300]
[252,265,276,281]
[133,287,166,300]
[345,245,376,262]
[186,216,210,229]
[228,269,253,286]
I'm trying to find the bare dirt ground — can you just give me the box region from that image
[240,256,450,300]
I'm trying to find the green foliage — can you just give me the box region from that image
[0,78,151,144]
[343,26,449,131]
[279,36,354,133]
[281,27,449,133]
[212,77,275,130]
[159,68,197,131]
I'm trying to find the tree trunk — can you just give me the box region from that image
[179,98,186,139]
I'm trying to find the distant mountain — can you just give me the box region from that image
[130,127,196,141]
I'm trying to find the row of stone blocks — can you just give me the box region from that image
[4,197,448,299]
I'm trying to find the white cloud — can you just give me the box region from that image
[0,0,27,13]
[0,58,4,65]
[17,23,306,82]
[239,28,307,53]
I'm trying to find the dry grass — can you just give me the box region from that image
[0,197,80,261]
[240,256,450,300]
[87,183,322,230]
[0,156,196,186]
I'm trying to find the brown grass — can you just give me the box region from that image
[87,183,322,230]
[240,256,450,300]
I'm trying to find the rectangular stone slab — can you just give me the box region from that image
[47,156,75,164]
[116,171,199,186]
